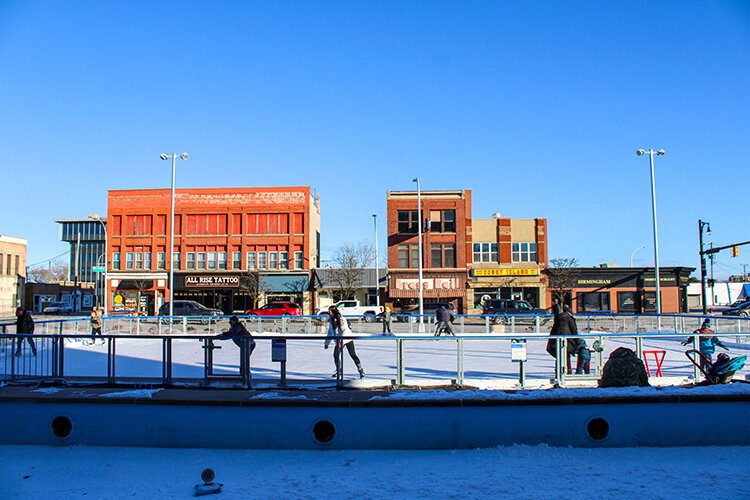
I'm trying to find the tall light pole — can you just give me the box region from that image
[412,177,424,331]
[88,214,107,314]
[698,219,711,314]
[630,245,645,267]
[160,152,189,318]
[372,213,380,307]
[636,148,665,315]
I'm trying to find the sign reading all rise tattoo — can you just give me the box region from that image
[185,275,241,288]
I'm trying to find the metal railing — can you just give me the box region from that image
[2,313,748,389]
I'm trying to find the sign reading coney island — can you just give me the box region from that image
[472,268,539,277]
[185,275,241,288]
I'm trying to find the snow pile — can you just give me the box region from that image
[98,389,162,399]
[249,392,313,401]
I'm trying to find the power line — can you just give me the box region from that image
[27,250,70,269]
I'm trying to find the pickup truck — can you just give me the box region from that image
[316,300,384,322]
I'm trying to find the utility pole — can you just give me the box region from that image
[709,243,715,308]
[698,220,710,314]
[743,264,748,281]
[74,232,81,313]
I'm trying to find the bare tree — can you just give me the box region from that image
[28,262,69,282]
[329,241,374,300]
[240,270,266,309]
[547,257,579,308]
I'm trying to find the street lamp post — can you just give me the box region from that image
[372,214,380,307]
[88,214,107,314]
[630,246,645,267]
[412,177,424,332]
[636,148,665,315]
[160,152,189,318]
[698,219,711,314]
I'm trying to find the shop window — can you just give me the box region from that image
[197,252,207,270]
[186,253,196,270]
[473,243,498,263]
[294,251,303,269]
[617,292,639,314]
[125,252,134,270]
[279,251,288,270]
[157,252,166,270]
[112,252,121,270]
[269,252,278,269]
[218,252,227,270]
[512,242,538,263]
[643,292,661,313]
[232,252,241,270]
[247,252,256,270]
[207,252,217,270]
[258,252,267,269]
[397,210,419,234]
[578,292,611,313]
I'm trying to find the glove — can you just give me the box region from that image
[680,340,689,346]
[324,344,328,350]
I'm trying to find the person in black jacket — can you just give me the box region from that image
[546,305,579,374]
[435,306,455,336]
[216,316,256,377]
[15,306,37,356]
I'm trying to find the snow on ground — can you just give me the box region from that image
[1,444,748,499]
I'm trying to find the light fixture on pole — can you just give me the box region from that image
[629,246,645,267]
[636,148,665,315]
[160,152,189,318]
[372,213,380,307]
[698,219,711,314]
[412,177,424,332]
[88,214,108,314]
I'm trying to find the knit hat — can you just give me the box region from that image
[701,318,711,328]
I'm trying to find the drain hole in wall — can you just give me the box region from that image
[51,416,73,439]
[312,420,336,443]
[586,417,609,441]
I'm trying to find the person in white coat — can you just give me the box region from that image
[325,306,365,379]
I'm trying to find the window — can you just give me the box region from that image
[258,251,267,269]
[218,252,227,270]
[397,210,419,233]
[578,292,611,313]
[269,252,278,269]
[125,252,134,270]
[197,252,207,270]
[144,252,152,270]
[430,210,456,233]
[294,251,303,269]
[279,251,288,270]
[207,252,217,270]
[157,252,166,269]
[186,252,196,270]
[617,291,639,314]
[431,244,456,268]
[473,243,498,263]
[0,254,3,275]
[232,252,241,270]
[398,245,408,268]
[173,252,181,270]
[511,242,538,263]
[247,252,256,270]
[112,252,121,270]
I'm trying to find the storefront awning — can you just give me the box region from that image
[262,274,310,293]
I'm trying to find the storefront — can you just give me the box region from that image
[468,267,546,311]
[387,271,467,313]
[108,273,167,315]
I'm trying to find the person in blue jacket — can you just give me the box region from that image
[682,318,728,372]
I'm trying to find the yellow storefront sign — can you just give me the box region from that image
[473,268,539,277]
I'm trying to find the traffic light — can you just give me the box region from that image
[732,245,740,258]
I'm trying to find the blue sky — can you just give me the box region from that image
[1,1,748,278]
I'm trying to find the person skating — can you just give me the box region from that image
[216,316,256,378]
[546,305,579,374]
[382,306,393,335]
[15,306,37,356]
[434,305,455,336]
[681,318,728,373]
[325,306,365,379]
[90,307,104,344]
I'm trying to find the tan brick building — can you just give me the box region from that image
[0,235,27,316]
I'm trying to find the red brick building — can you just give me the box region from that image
[386,190,472,313]
[106,187,321,315]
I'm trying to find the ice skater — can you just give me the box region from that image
[434,305,455,336]
[216,316,256,378]
[15,306,37,356]
[325,306,365,379]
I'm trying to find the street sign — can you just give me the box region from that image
[511,340,527,362]
[272,339,287,362]
[92,266,106,273]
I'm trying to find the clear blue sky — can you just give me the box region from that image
[1,1,748,278]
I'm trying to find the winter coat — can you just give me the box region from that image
[598,347,650,388]
[685,328,726,356]
[577,340,592,361]
[325,315,353,347]
[548,312,580,355]
[436,307,454,323]
[90,310,103,329]
[217,321,256,350]
[16,311,34,334]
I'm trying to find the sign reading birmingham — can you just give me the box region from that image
[185,275,241,288]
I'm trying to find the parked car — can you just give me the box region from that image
[42,302,73,315]
[245,302,302,317]
[158,300,223,323]
[315,300,384,322]
[397,302,455,322]
[722,300,750,317]
[482,299,550,325]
